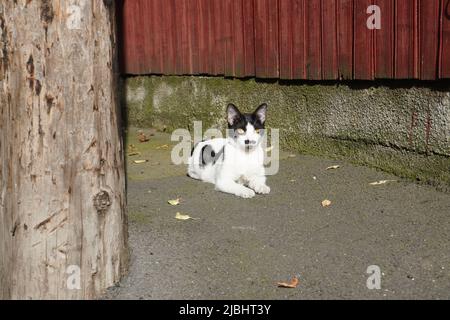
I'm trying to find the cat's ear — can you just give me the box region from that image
[227,103,241,126]
[254,103,267,124]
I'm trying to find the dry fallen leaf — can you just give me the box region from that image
[128,144,137,152]
[175,212,198,220]
[168,198,181,206]
[369,180,397,186]
[322,199,332,207]
[128,152,141,156]
[326,165,340,170]
[288,154,296,158]
[277,276,299,288]
[156,144,169,150]
[138,132,150,143]
[133,160,148,164]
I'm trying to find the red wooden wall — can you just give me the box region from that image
[120,0,450,80]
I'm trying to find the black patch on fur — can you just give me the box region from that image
[200,145,225,167]
[191,140,206,156]
[227,103,266,136]
[191,142,199,156]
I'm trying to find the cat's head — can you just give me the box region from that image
[226,103,267,150]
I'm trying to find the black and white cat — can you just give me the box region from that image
[188,103,270,198]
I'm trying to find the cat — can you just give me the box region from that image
[188,103,270,198]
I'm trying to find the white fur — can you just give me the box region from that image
[188,123,270,198]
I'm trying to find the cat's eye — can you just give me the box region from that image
[255,129,261,134]
[236,128,245,135]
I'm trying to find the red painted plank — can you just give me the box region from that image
[206,0,217,75]
[254,0,265,78]
[223,0,234,76]
[395,0,419,79]
[254,0,279,78]
[212,0,226,75]
[159,0,171,73]
[305,0,322,80]
[291,0,307,79]
[419,0,440,80]
[440,0,450,78]
[159,0,177,75]
[172,0,181,74]
[266,0,279,78]
[119,0,127,73]
[149,0,160,74]
[128,0,145,74]
[321,0,338,80]
[230,0,246,77]
[279,0,294,79]
[279,0,306,79]
[354,0,374,80]
[190,0,201,74]
[196,0,207,74]
[173,0,185,74]
[242,0,256,76]
[121,0,136,74]
[374,0,394,78]
[121,0,445,80]
[181,0,192,74]
[337,0,353,79]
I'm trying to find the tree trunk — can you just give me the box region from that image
[0,0,128,299]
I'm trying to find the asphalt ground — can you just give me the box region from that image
[104,129,450,299]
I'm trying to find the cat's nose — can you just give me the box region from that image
[245,139,250,145]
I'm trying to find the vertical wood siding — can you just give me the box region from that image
[120,0,450,80]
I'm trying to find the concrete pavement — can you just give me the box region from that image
[105,129,450,299]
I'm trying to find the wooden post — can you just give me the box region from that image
[0,0,128,299]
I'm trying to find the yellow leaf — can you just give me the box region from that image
[369,180,397,186]
[326,165,340,170]
[321,199,332,207]
[133,160,148,164]
[175,212,198,220]
[168,198,180,206]
[128,144,137,151]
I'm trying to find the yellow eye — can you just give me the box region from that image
[255,129,261,134]
[236,128,245,135]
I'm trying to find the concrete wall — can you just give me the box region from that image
[124,76,450,190]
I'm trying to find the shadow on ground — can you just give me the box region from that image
[105,128,450,299]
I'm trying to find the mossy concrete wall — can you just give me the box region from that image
[124,76,450,190]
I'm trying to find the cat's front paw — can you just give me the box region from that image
[254,184,270,194]
[237,188,256,198]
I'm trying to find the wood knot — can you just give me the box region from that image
[93,191,111,213]
[40,0,54,25]
[26,54,34,75]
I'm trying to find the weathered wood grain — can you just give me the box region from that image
[0,0,128,299]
